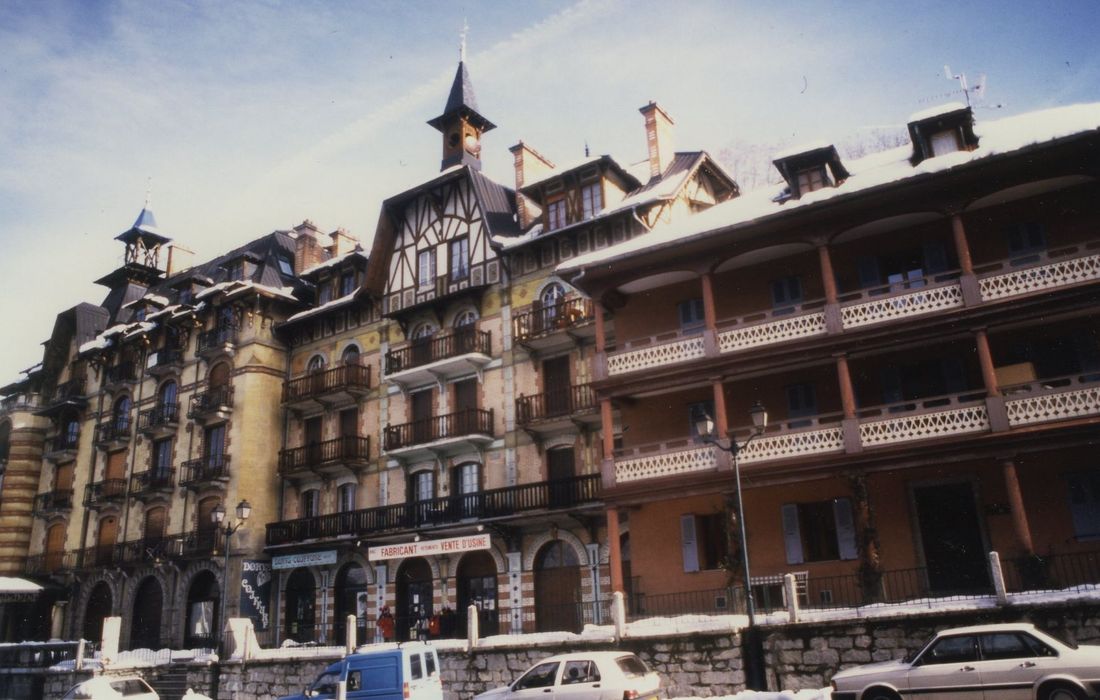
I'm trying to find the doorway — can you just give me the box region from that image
[395,558,433,642]
[284,568,316,643]
[534,541,582,632]
[913,481,990,593]
[83,582,113,644]
[129,577,163,650]
[456,551,498,637]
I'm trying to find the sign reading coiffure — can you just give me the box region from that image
[368,534,490,561]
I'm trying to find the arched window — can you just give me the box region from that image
[341,346,361,366]
[157,380,178,421]
[112,395,131,433]
[453,310,477,328]
[411,323,436,340]
[541,283,567,326]
[307,355,326,373]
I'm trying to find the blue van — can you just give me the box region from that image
[279,643,443,700]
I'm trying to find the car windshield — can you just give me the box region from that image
[904,633,937,663]
[311,669,341,693]
[514,661,560,690]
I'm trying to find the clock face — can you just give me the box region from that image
[464,133,480,154]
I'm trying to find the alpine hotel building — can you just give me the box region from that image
[0,56,1098,649]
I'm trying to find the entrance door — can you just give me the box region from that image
[547,447,576,508]
[914,482,990,592]
[129,577,163,650]
[83,582,113,643]
[457,551,498,637]
[411,390,433,444]
[395,558,433,642]
[534,541,581,633]
[284,568,316,643]
[542,356,571,417]
[196,497,220,554]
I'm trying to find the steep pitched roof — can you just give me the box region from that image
[426,62,496,133]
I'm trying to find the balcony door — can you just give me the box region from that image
[453,379,478,434]
[56,462,74,494]
[209,362,231,403]
[105,449,126,482]
[340,408,359,453]
[203,424,226,472]
[305,416,323,464]
[547,447,576,508]
[96,516,118,566]
[45,522,66,572]
[411,390,433,444]
[542,356,571,417]
[196,496,219,552]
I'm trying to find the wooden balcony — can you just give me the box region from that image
[383,408,494,459]
[196,325,237,356]
[138,403,180,437]
[278,436,371,479]
[180,454,230,489]
[283,363,371,412]
[103,361,137,385]
[187,386,234,423]
[384,328,491,389]
[513,298,597,351]
[605,243,1100,378]
[83,478,126,508]
[266,474,602,546]
[33,489,74,517]
[611,376,1100,488]
[516,383,600,436]
[147,347,185,376]
[130,468,176,500]
[94,418,131,448]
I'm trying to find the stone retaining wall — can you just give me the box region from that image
[43,602,1100,699]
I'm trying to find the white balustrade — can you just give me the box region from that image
[607,335,706,376]
[615,444,717,483]
[979,253,1100,301]
[859,405,989,446]
[841,282,963,329]
[718,312,828,353]
[738,427,845,464]
[1005,384,1100,427]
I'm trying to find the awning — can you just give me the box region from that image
[0,577,43,603]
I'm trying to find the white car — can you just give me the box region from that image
[474,651,660,700]
[830,622,1100,700]
[62,676,159,700]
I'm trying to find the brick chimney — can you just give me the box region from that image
[509,141,555,229]
[293,220,327,274]
[639,101,675,180]
[329,227,358,257]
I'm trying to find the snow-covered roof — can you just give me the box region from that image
[0,576,42,594]
[909,101,968,123]
[559,102,1100,275]
[520,155,603,189]
[772,140,833,161]
[195,280,298,303]
[284,293,359,323]
[300,249,368,277]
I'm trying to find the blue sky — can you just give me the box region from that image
[2,0,1099,382]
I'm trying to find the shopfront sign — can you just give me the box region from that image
[368,534,490,561]
[272,550,338,570]
[239,560,272,630]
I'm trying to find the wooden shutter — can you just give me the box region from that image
[833,498,858,560]
[46,523,66,554]
[680,514,699,573]
[97,517,118,548]
[56,462,75,491]
[105,450,127,480]
[145,507,167,540]
[781,504,804,565]
[340,408,359,438]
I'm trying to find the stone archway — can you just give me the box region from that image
[184,570,220,649]
[394,558,432,642]
[129,576,163,650]
[82,581,114,643]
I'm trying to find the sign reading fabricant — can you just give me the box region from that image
[368,534,491,562]
[272,550,338,570]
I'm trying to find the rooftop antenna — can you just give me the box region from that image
[459,18,468,62]
[144,177,152,209]
[919,65,999,108]
[584,140,590,157]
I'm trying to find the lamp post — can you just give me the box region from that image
[696,401,767,690]
[212,499,251,649]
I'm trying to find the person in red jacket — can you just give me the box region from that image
[376,606,395,642]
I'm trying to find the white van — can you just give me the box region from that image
[279,642,443,700]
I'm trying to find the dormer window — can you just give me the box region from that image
[930,129,962,157]
[796,167,828,195]
[772,144,849,202]
[134,307,147,322]
[178,288,193,305]
[581,183,602,220]
[276,254,294,277]
[907,104,978,165]
[547,199,566,231]
[340,270,356,297]
[318,281,333,305]
[225,260,244,282]
[418,249,436,287]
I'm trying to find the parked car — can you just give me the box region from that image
[830,622,1100,700]
[62,676,159,699]
[474,651,661,700]
[278,642,442,700]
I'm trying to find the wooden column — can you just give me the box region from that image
[701,272,718,330]
[711,380,729,436]
[1002,459,1035,555]
[976,328,1008,431]
[606,507,624,593]
[818,243,842,333]
[600,399,615,460]
[951,213,982,306]
[835,353,862,452]
[594,303,606,354]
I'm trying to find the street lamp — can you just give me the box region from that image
[212,500,251,649]
[696,401,767,689]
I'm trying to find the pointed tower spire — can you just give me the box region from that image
[459,18,468,63]
[427,24,496,172]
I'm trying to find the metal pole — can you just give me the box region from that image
[732,446,755,626]
[220,527,231,651]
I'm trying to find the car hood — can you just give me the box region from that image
[473,685,512,700]
[832,659,910,680]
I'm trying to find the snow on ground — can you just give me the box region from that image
[670,692,830,700]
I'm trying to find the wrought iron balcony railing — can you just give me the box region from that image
[130,468,175,496]
[84,478,127,507]
[384,328,491,375]
[34,489,75,515]
[188,386,234,419]
[94,418,131,445]
[180,454,230,487]
[383,408,493,451]
[52,377,87,403]
[197,325,237,353]
[49,431,81,454]
[516,384,597,424]
[138,403,180,432]
[267,474,601,546]
[104,362,137,384]
[278,436,371,476]
[283,363,372,403]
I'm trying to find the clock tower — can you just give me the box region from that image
[427,37,496,172]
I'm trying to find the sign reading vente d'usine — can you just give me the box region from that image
[368,534,491,561]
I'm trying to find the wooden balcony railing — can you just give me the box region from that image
[188,386,234,419]
[267,474,601,546]
[34,489,75,515]
[138,403,180,432]
[130,468,175,495]
[283,364,372,403]
[180,454,230,487]
[94,418,131,445]
[383,408,493,451]
[513,298,595,342]
[84,478,127,507]
[516,384,597,424]
[385,328,491,375]
[278,436,371,475]
[197,325,237,353]
[104,361,137,384]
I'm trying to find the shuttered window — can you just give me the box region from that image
[780,498,858,564]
